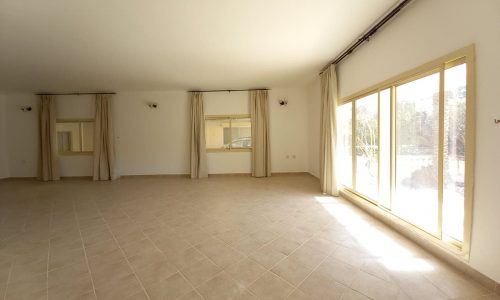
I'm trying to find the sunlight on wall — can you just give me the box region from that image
[314,196,434,272]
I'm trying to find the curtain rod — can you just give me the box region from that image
[319,0,414,75]
[35,92,116,96]
[188,88,270,93]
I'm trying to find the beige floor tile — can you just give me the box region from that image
[178,290,203,300]
[48,268,93,300]
[68,291,97,300]
[87,248,125,270]
[313,256,358,286]
[340,289,371,300]
[90,259,134,289]
[391,272,449,300]
[271,256,314,286]
[125,291,149,300]
[267,237,301,256]
[82,231,115,247]
[330,245,371,268]
[94,275,143,300]
[49,246,86,271]
[121,239,158,258]
[0,284,6,299]
[146,272,193,300]
[9,254,48,282]
[0,257,12,285]
[248,245,287,269]
[226,258,267,289]
[48,262,91,288]
[196,272,247,300]
[423,269,491,299]
[286,288,310,300]
[5,273,47,300]
[135,259,178,287]
[297,270,347,300]
[84,239,120,258]
[350,271,400,300]
[128,250,166,270]
[248,271,294,300]
[196,239,245,269]
[181,258,222,287]
[164,247,205,270]
[231,236,266,255]
[287,244,329,269]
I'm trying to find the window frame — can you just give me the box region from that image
[205,114,252,152]
[337,45,475,260]
[56,118,95,155]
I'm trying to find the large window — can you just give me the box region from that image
[205,115,251,151]
[336,46,474,254]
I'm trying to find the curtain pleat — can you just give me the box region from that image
[190,92,208,178]
[250,90,271,177]
[93,94,116,181]
[39,95,60,181]
[320,65,339,196]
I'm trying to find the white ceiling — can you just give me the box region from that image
[0,0,398,92]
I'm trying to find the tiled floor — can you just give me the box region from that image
[0,174,498,300]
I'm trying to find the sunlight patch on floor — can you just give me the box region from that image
[315,195,434,272]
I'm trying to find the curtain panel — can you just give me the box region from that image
[93,94,117,180]
[320,65,339,196]
[190,92,208,178]
[39,95,60,181]
[250,90,271,178]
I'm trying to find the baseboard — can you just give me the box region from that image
[339,189,500,294]
[208,173,251,177]
[61,176,92,180]
[120,174,190,179]
[0,177,37,181]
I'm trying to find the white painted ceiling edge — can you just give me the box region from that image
[0,0,398,92]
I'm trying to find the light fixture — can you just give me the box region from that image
[278,97,288,106]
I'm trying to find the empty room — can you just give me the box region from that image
[0,0,499,299]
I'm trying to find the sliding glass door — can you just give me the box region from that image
[336,50,473,251]
[394,73,440,235]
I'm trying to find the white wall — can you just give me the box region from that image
[4,87,310,177]
[306,0,500,282]
[0,95,9,179]
[114,91,191,175]
[6,94,39,178]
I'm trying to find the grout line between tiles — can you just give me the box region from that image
[74,204,98,300]
[119,209,203,300]
[97,212,152,300]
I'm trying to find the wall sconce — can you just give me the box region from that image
[278,97,288,106]
[147,103,158,109]
[21,106,32,112]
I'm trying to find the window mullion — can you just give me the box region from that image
[377,90,381,204]
[438,66,445,240]
[352,101,356,190]
[390,86,396,211]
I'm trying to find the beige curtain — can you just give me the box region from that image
[39,95,60,181]
[320,65,339,196]
[250,90,271,177]
[93,94,116,181]
[190,92,208,178]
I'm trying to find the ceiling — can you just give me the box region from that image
[0,0,398,92]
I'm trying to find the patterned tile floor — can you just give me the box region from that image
[0,175,497,300]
